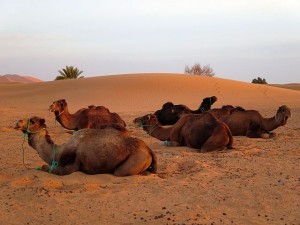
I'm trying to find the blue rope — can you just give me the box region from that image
[48,144,59,173]
[162,140,171,146]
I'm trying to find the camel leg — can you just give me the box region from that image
[114,152,152,176]
[41,162,80,175]
[246,122,263,138]
[169,141,181,147]
[200,126,230,153]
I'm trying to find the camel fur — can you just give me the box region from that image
[49,99,126,131]
[207,105,243,119]
[15,117,157,176]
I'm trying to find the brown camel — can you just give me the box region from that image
[15,117,157,176]
[49,99,126,131]
[139,113,233,152]
[219,105,291,138]
[134,96,218,126]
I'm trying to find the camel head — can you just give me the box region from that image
[15,117,46,134]
[275,105,291,126]
[201,96,218,107]
[139,114,159,130]
[49,99,67,113]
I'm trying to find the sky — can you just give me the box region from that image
[1,0,300,83]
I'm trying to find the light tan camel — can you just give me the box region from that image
[49,99,126,131]
[15,117,157,176]
[139,113,233,152]
[219,105,291,138]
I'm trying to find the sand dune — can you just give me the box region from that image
[0,74,43,83]
[1,73,299,225]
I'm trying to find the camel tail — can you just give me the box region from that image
[147,148,158,174]
[224,123,234,149]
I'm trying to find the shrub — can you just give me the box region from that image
[184,63,215,76]
[252,77,268,84]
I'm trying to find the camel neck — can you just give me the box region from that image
[196,103,211,113]
[54,107,77,130]
[262,116,282,132]
[145,124,172,141]
[27,131,56,166]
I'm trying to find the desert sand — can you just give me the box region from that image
[0,73,299,225]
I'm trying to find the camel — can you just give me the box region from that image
[15,117,157,176]
[153,96,218,125]
[139,113,233,152]
[219,105,291,138]
[49,99,126,131]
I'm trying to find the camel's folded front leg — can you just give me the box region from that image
[40,163,79,175]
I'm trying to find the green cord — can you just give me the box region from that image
[48,144,59,173]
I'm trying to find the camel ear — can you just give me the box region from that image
[279,106,285,112]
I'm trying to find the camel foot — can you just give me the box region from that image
[40,164,50,172]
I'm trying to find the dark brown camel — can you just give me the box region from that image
[219,105,291,138]
[139,113,233,152]
[15,117,157,176]
[136,96,218,125]
[49,99,126,131]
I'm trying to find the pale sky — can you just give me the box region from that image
[1,0,299,83]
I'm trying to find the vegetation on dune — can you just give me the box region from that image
[184,63,215,76]
[252,77,268,84]
[55,66,84,80]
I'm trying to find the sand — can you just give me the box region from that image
[0,73,299,225]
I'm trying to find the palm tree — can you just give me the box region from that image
[55,66,84,80]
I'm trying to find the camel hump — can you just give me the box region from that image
[235,106,246,111]
[100,124,127,131]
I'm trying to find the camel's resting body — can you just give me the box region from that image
[15,117,157,176]
[219,105,291,138]
[49,99,126,131]
[169,113,233,152]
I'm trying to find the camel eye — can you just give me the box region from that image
[29,118,35,124]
